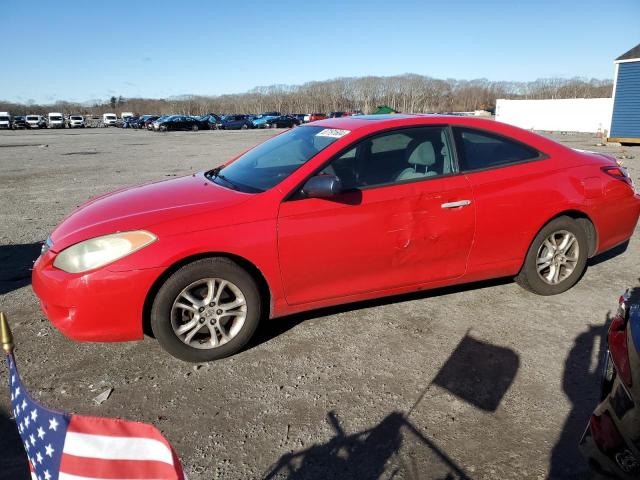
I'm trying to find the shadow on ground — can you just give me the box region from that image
[0,243,42,295]
[587,240,629,267]
[264,335,519,479]
[0,410,29,480]
[548,316,611,479]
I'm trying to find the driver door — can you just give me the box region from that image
[277,126,476,306]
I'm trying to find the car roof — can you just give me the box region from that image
[305,114,569,155]
[308,114,485,131]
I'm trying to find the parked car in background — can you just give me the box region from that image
[156,115,208,132]
[198,113,222,130]
[102,113,117,127]
[144,115,162,130]
[293,114,307,124]
[251,112,281,129]
[0,112,12,129]
[48,112,65,128]
[121,112,134,121]
[130,115,155,129]
[31,115,640,362]
[0,112,11,130]
[122,116,139,128]
[329,112,347,118]
[220,114,253,130]
[25,115,47,129]
[580,288,640,478]
[308,113,327,122]
[152,115,174,131]
[11,116,28,129]
[265,115,300,128]
[68,115,85,128]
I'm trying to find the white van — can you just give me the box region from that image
[26,115,45,128]
[68,115,85,128]
[0,112,11,129]
[103,113,117,127]
[48,112,65,128]
[121,112,134,120]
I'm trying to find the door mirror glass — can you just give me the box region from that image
[302,175,343,198]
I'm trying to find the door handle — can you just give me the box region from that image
[441,200,471,209]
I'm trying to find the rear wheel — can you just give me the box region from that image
[151,258,261,362]
[516,216,588,295]
[192,124,199,131]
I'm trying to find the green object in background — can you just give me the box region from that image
[373,105,398,114]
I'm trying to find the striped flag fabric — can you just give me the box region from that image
[7,353,185,480]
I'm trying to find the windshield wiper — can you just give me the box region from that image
[206,166,238,190]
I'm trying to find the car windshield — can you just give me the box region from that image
[50,116,62,120]
[207,126,347,193]
[26,116,38,120]
[106,115,116,120]
[71,116,82,120]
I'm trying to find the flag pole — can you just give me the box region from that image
[0,312,14,354]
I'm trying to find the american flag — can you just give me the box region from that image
[7,353,185,480]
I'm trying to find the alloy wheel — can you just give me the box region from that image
[171,278,247,349]
[536,230,580,285]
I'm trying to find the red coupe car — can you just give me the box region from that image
[32,115,640,361]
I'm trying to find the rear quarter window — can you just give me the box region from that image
[453,127,542,171]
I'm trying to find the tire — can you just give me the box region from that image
[150,257,262,362]
[515,216,588,295]
[192,124,199,132]
[241,123,248,130]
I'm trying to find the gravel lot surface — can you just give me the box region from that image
[0,127,638,479]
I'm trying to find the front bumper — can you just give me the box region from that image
[32,251,163,342]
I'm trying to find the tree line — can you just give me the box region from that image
[0,74,613,117]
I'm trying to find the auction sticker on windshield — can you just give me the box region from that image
[316,128,350,138]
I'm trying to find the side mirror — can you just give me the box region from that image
[302,174,343,198]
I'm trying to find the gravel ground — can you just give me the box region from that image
[0,127,638,480]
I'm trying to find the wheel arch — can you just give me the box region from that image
[531,209,598,259]
[142,252,272,337]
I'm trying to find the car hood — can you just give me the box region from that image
[49,173,252,252]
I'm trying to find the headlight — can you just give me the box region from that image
[53,230,157,273]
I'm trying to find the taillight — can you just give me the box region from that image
[590,411,624,452]
[602,166,634,187]
[609,295,632,386]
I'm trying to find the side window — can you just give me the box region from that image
[319,127,454,190]
[453,127,541,171]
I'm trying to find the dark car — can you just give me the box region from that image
[129,115,155,129]
[198,113,222,130]
[143,115,161,130]
[580,288,640,478]
[157,115,207,132]
[220,114,253,130]
[149,115,170,131]
[266,115,300,128]
[11,116,28,129]
[122,116,140,129]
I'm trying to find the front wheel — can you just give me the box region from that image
[241,123,248,130]
[516,216,588,295]
[192,124,199,131]
[151,258,262,362]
